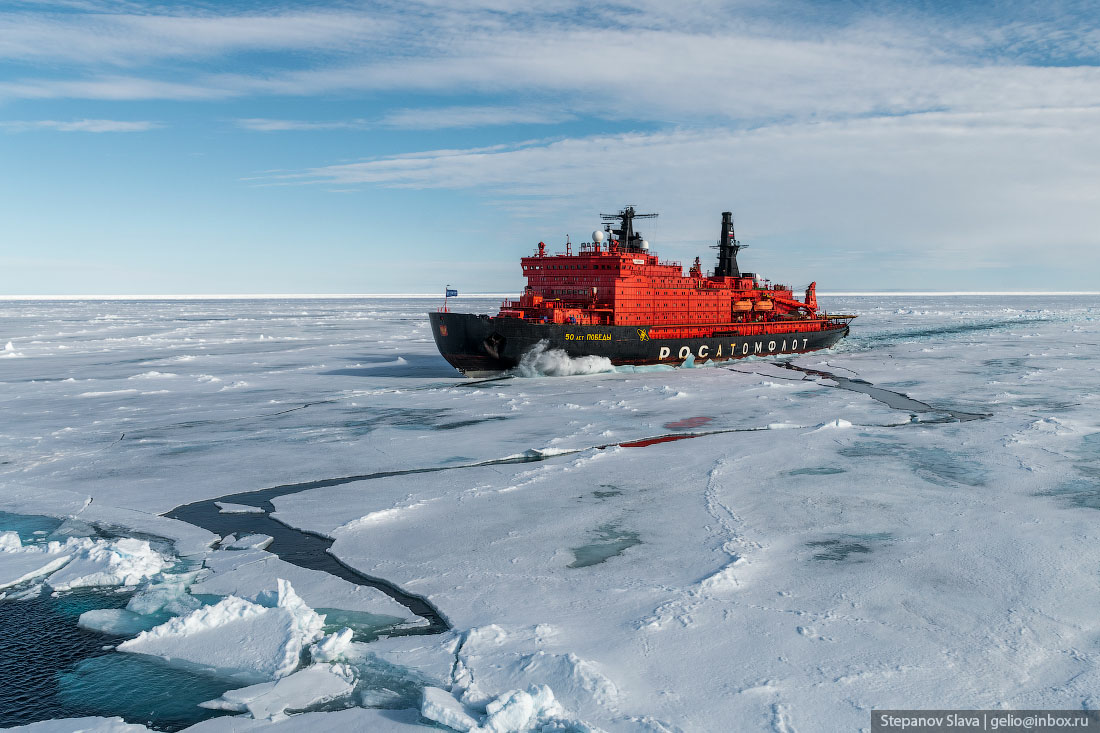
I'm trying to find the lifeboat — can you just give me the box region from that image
[754,300,774,311]
[732,300,754,312]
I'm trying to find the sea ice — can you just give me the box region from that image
[421,687,480,731]
[183,707,428,731]
[5,717,150,732]
[0,532,72,589]
[216,502,266,514]
[0,531,170,591]
[309,627,354,662]
[125,574,203,616]
[118,579,326,682]
[77,574,204,634]
[6,296,1100,731]
[199,663,357,720]
[190,548,414,620]
[78,608,162,636]
[423,683,600,733]
[222,534,275,550]
[46,537,171,591]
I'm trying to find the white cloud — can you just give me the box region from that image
[275,107,1100,282]
[0,1,1097,130]
[234,118,369,132]
[380,105,575,129]
[0,9,392,64]
[0,75,229,100]
[1,118,161,132]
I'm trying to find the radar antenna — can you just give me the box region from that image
[600,206,657,251]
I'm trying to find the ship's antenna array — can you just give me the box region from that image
[600,205,657,251]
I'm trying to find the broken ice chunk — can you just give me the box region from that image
[310,627,354,662]
[421,687,479,732]
[223,534,274,551]
[118,579,325,682]
[78,609,161,636]
[199,663,356,720]
[215,502,266,514]
[0,548,72,590]
[46,537,170,591]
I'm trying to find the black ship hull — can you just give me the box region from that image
[429,312,850,377]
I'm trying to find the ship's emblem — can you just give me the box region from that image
[439,325,448,337]
[637,329,649,341]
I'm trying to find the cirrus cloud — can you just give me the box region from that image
[1,118,161,132]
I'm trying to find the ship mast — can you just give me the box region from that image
[601,206,657,251]
[714,211,747,278]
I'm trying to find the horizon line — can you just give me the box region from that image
[1,291,1099,301]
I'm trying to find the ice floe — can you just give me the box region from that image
[119,579,326,682]
[190,548,415,621]
[309,627,354,662]
[215,502,266,514]
[0,531,171,591]
[0,539,71,590]
[79,573,204,634]
[422,683,603,733]
[199,663,357,720]
[45,537,171,590]
[221,533,275,550]
[6,717,150,732]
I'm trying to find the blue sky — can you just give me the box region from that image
[1,0,1098,294]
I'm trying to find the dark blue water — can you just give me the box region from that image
[0,513,237,731]
[0,589,130,727]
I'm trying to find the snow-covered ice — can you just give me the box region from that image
[6,717,151,732]
[0,532,72,589]
[44,537,171,591]
[220,533,275,550]
[3,296,1100,731]
[199,663,357,720]
[216,502,266,514]
[0,531,171,591]
[119,579,326,682]
[190,547,415,621]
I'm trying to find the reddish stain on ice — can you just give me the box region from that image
[619,434,699,448]
[663,416,714,430]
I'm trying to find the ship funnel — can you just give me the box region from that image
[714,210,743,278]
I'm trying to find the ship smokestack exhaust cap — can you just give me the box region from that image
[714,210,744,278]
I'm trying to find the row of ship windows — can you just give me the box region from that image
[544,292,730,303]
[528,264,620,270]
[543,290,729,301]
[538,280,724,297]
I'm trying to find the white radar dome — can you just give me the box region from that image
[592,230,605,243]
[640,240,649,250]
